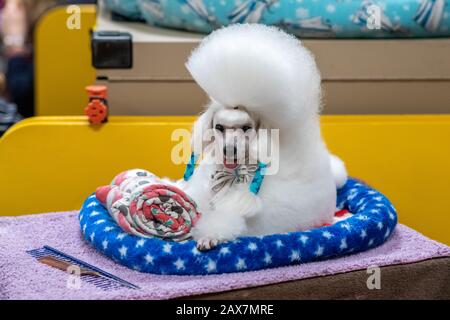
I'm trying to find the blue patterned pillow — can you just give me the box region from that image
[79,178,397,275]
[104,0,142,20]
[104,0,450,38]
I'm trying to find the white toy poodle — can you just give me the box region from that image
[182,24,347,250]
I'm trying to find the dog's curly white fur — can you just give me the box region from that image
[183,24,347,250]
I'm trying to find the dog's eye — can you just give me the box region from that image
[242,126,252,132]
[215,124,225,132]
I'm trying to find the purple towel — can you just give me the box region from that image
[0,211,449,300]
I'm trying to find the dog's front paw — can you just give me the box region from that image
[196,237,220,251]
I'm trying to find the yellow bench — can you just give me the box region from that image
[1,115,449,245]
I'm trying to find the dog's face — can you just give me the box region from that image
[191,101,276,170]
[212,107,257,169]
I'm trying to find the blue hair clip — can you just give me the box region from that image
[183,153,199,181]
[249,162,267,195]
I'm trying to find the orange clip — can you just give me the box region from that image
[85,85,108,124]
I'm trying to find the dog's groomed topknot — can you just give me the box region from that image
[186,24,322,125]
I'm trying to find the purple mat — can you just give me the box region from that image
[1,211,449,300]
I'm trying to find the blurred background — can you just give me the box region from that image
[0,0,95,134]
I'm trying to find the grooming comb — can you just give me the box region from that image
[37,256,101,277]
[27,245,140,290]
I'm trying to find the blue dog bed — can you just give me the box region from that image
[79,178,397,275]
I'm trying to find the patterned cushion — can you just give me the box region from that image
[104,0,450,38]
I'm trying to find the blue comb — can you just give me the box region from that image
[27,245,140,290]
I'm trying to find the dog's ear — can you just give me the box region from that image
[191,104,216,156]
